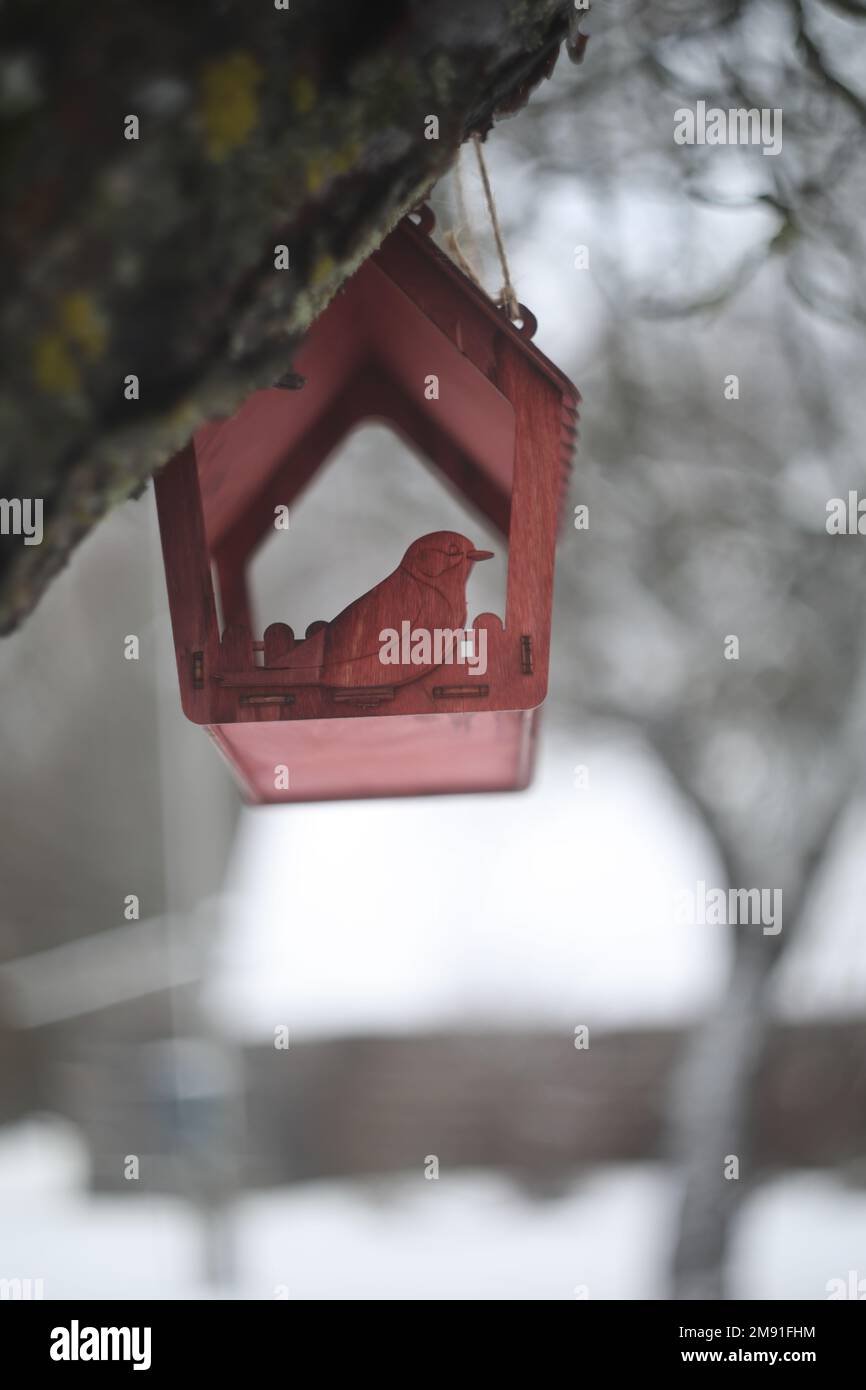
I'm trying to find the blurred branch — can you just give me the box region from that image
[519,0,866,326]
[790,0,866,122]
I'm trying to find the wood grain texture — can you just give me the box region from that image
[155,208,579,802]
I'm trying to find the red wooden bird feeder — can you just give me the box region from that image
[155,206,578,803]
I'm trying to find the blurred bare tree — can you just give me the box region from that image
[514,0,866,322]
[495,0,866,1296]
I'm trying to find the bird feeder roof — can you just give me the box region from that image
[192,207,577,560]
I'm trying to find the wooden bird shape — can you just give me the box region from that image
[269,531,493,688]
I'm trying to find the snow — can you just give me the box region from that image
[2,1119,865,1300]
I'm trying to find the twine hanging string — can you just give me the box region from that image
[444,133,521,323]
[471,134,521,322]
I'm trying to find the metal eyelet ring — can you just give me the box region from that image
[512,305,537,340]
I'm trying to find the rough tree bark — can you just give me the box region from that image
[0,0,580,633]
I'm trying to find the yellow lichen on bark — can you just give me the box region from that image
[200,52,264,160]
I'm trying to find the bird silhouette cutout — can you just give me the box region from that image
[268,531,493,689]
